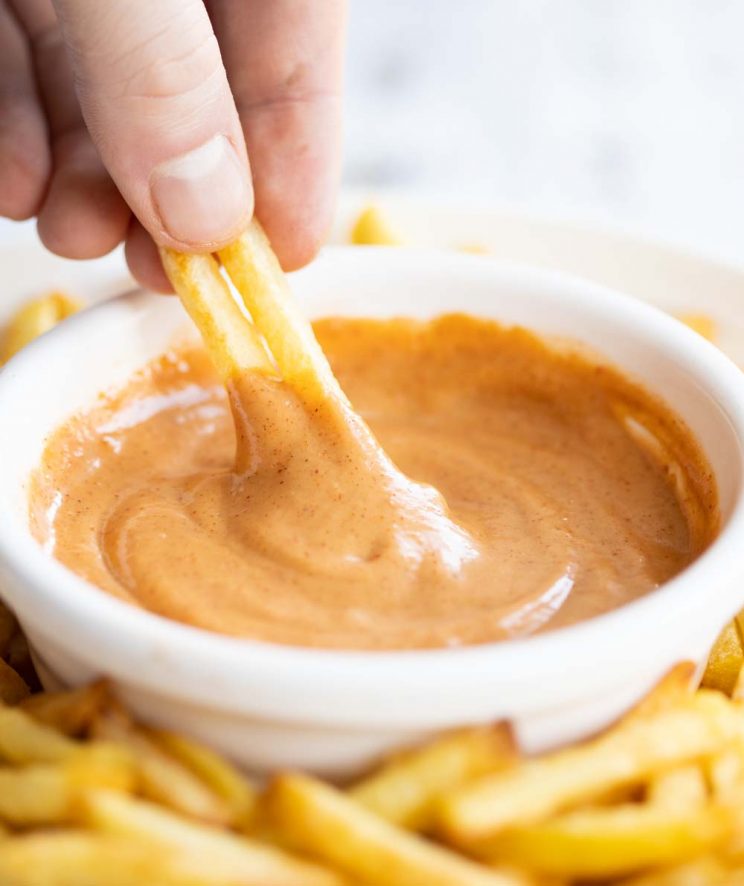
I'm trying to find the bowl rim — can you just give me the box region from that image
[2,246,744,721]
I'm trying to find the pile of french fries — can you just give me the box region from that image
[0,210,736,883]
[2,599,744,886]
[0,291,79,365]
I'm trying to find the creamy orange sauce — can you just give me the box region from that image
[30,315,717,649]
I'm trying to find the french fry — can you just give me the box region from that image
[218,221,341,402]
[732,662,744,703]
[350,206,403,246]
[148,728,258,829]
[20,680,113,736]
[480,803,729,879]
[0,831,277,886]
[83,789,344,886]
[0,701,79,763]
[269,772,530,886]
[709,745,744,801]
[702,621,744,695]
[623,663,697,722]
[91,707,232,826]
[0,745,133,826]
[440,690,744,843]
[0,833,181,886]
[648,765,708,808]
[0,766,82,826]
[0,291,80,363]
[350,726,514,831]
[678,313,717,343]
[159,247,274,381]
[616,855,732,885]
[0,658,30,705]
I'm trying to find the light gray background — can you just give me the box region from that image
[344,1,744,262]
[1,1,742,265]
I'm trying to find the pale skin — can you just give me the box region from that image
[0,0,346,291]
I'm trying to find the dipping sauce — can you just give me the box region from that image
[30,315,717,649]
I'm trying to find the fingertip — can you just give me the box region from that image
[125,219,173,293]
[37,132,131,259]
[254,162,338,270]
[148,134,254,253]
[241,99,342,271]
[258,203,332,272]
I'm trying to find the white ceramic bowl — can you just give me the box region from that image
[1,246,744,777]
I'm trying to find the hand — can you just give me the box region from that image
[0,0,345,291]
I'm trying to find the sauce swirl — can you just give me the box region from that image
[30,315,717,649]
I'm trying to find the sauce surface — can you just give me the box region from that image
[30,315,717,649]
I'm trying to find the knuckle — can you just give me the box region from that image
[108,31,225,104]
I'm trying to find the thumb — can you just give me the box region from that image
[52,0,253,250]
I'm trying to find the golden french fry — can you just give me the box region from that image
[0,766,81,826]
[0,658,29,705]
[678,313,717,343]
[703,621,744,695]
[269,773,529,886]
[708,745,744,802]
[0,701,79,763]
[91,707,232,826]
[0,745,132,826]
[218,221,341,402]
[350,726,514,831]
[21,680,113,736]
[0,291,80,364]
[480,803,729,879]
[350,206,403,246]
[623,663,697,722]
[149,728,258,828]
[440,690,744,843]
[160,247,273,381]
[648,764,708,808]
[83,789,344,886]
[66,743,136,792]
[613,855,732,886]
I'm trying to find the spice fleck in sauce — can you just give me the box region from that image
[30,315,718,649]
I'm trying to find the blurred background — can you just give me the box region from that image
[343,0,744,263]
